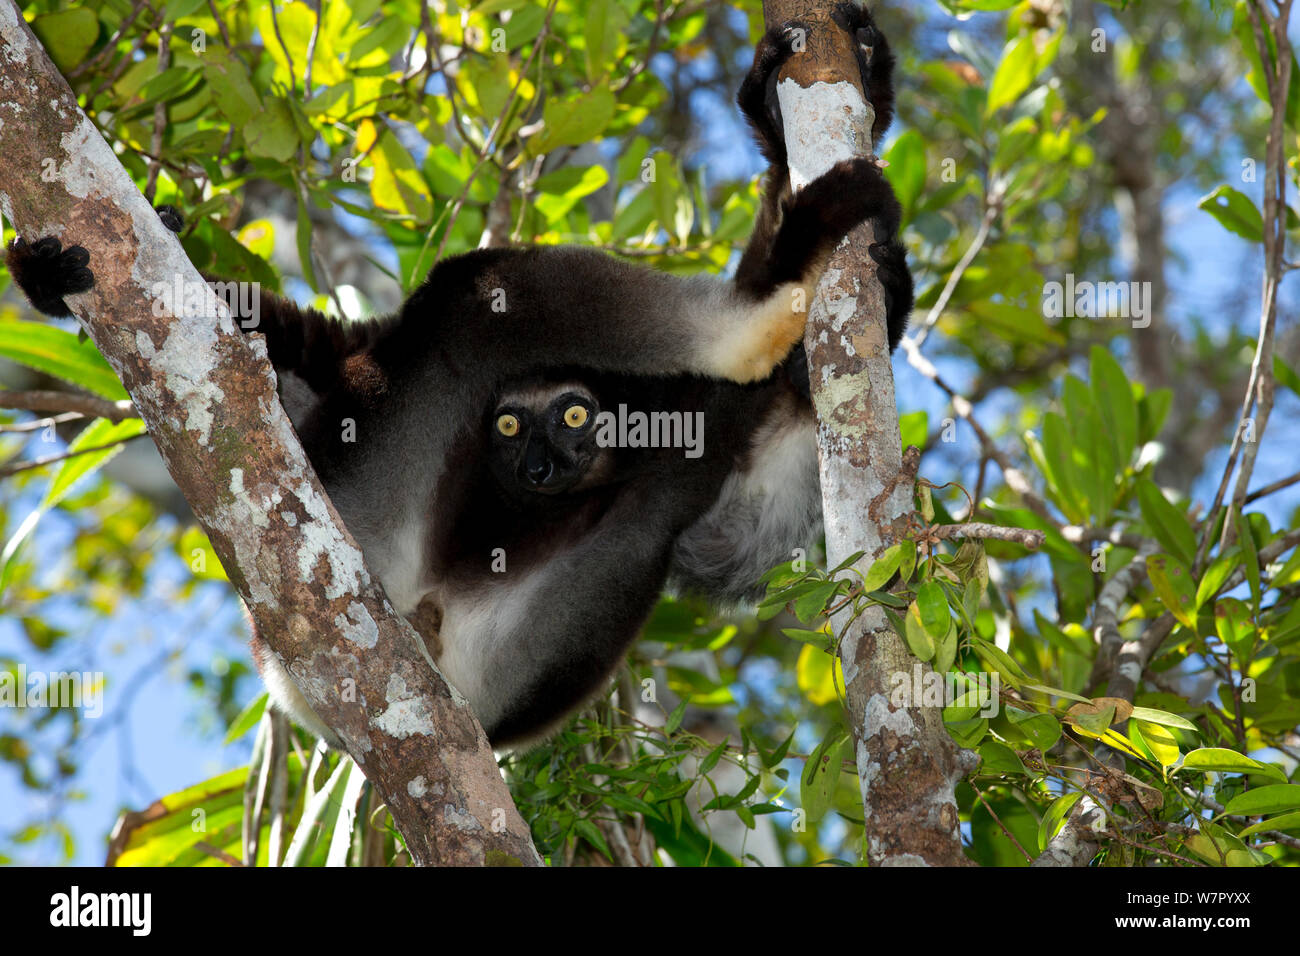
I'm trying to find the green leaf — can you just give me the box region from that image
[202,53,263,128]
[1179,748,1288,783]
[979,740,1027,775]
[796,644,842,706]
[1214,598,1256,668]
[1038,791,1082,852]
[1238,811,1300,837]
[781,627,835,651]
[828,550,867,575]
[945,717,988,749]
[800,726,848,824]
[1010,711,1061,751]
[698,739,728,775]
[1138,387,1173,443]
[986,34,1038,114]
[1146,553,1197,629]
[1089,346,1137,469]
[533,164,610,223]
[1128,706,1198,732]
[934,622,958,676]
[1222,784,1300,816]
[915,581,950,639]
[0,321,128,400]
[793,580,843,623]
[295,193,319,290]
[1130,719,1180,767]
[664,699,688,735]
[532,88,616,153]
[1137,481,1197,566]
[583,0,629,84]
[1019,682,1093,704]
[898,539,918,583]
[1196,548,1240,610]
[223,693,268,745]
[902,601,936,661]
[861,544,905,591]
[971,637,1026,687]
[31,8,99,73]
[1274,355,1300,397]
[1185,820,1261,867]
[1197,185,1263,241]
[283,755,361,867]
[1234,510,1261,613]
[1039,412,1086,522]
[573,819,612,861]
[882,130,926,213]
[363,121,432,220]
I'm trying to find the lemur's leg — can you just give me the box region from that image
[732,4,912,351]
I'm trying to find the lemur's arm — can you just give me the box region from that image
[733,2,912,352]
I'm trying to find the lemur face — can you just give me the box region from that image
[489,382,607,495]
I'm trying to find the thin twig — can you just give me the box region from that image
[0,411,84,433]
[0,435,145,478]
[143,23,172,204]
[304,0,322,100]
[0,390,137,422]
[900,337,1058,527]
[267,0,297,92]
[930,522,1045,549]
[1244,468,1300,504]
[910,192,1001,349]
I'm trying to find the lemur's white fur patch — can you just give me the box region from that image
[702,281,810,382]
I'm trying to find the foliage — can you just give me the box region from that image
[1,0,1298,867]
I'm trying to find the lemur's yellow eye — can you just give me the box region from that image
[497,414,519,437]
[564,405,589,428]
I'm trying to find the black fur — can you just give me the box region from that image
[5,237,93,317]
[3,8,913,746]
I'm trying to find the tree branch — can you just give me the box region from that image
[0,389,137,422]
[0,3,540,867]
[761,0,975,866]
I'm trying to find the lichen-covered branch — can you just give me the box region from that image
[760,0,975,866]
[0,2,540,867]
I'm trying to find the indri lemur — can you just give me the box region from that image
[6,3,911,748]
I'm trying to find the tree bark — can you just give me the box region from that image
[760,0,976,865]
[0,2,540,867]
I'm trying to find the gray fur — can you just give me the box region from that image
[669,393,822,606]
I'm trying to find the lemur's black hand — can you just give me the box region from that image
[5,205,184,318]
[868,238,914,349]
[5,236,94,318]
